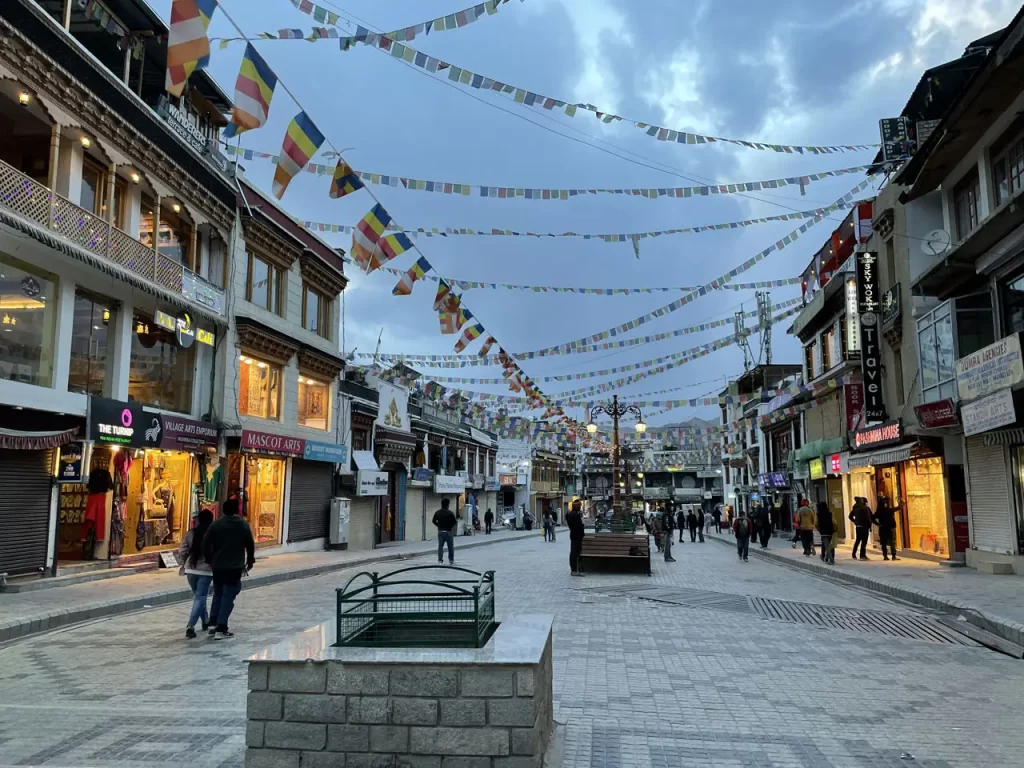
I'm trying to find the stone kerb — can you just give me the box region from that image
[245,615,554,768]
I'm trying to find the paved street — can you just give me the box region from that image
[2,534,1023,768]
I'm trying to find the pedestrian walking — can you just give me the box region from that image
[796,499,817,557]
[849,497,873,560]
[662,507,677,562]
[567,499,586,576]
[687,508,698,542]
[202,498,255,640]
[873,495,901,561]
[652,512,663,552]
[432,498,457,564]
[697,507,706,542]
[484,508,493,534]
[756,504,772,549]
[732,511,751,561]
[817,501,836,564]
[177,508,213,639]
[712,503,723,533]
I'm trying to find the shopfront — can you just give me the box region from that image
[229,429,304,549]
[350,450,385,551]
[287,440,347,545]
[374,388,415,546]
[406,468,434,542]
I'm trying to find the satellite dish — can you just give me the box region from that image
[922,229,952,257]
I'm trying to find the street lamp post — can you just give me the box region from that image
[587,394,645,524]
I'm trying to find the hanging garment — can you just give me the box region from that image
[109,497,125,556]
[83,493,108,542]
[204,464,223,502]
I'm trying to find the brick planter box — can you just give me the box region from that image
[246,614,554,768]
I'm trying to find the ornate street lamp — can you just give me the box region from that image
[587,394,644,524]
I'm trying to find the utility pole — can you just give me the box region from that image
[734,309,751,372]
[756,291,773,365]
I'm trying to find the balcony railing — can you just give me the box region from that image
[0,158,225,315]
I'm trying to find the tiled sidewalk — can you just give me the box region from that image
[0,528,539,644]
[708,529,1024,647]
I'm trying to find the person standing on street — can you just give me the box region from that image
[696,507,706,542]
[566,499,586,576]
[732,511,751,561]
[662,506,677,563]
[873,495,901,561]
[849,497,873,560]
[796,499,817,557]
[433,498,457,564]
[484,507,493,534]
[178,508,213,639]
[202,499,255,640]
[817,501,836,564]
[687,507,699,541]
[756,504,772,549]
[712,503,723,533]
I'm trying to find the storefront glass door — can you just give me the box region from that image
[903,457,950,557]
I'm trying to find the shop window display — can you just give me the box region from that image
[903,457,949,556]
[122,450,196,554]
[297,375,329,430]
[0,252,57,387]
[128,311,196,413]
[238,355,281,420]
[228,454,284,546]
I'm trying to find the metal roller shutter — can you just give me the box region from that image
[287,460,334,543]
[406,488,426,542]
[0,449,54,576]
[965,436,1015,553]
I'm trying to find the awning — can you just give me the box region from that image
[352,450,380,471]
[847,442,917,469]
[469,427,494,448]
[983,427,1024,446]
[0,427,79,451]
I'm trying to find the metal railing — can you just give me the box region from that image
[0,158,224,313]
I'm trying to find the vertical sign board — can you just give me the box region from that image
[856,252,887,422]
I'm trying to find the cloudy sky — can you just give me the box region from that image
[159,0,1020,425]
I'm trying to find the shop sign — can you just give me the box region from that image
[845,382,865,431]
[155,309,207,348]
[356,470,389,496]
[856,251,887,421]
[845,277,860,353]
[376,382,410,432]
[469,427,493,447]
[703,491,713,499]
[485,477,500,491]
[879,116,914,163]
[961,388,1016,437]
[808,458,826,480]
[830,454,842,474]
[674,488,703,498]
[57,442,85,483]
[697,470,721,478]
[159,415,218,450]
[854,419,903,450]
[882,283,901,327]
[472,473,485,489]
[241,429,305,457]
[303,440,348,464]
[499,473,518,486]
[956,334,1023,402]
[434,474,466,494]
[181,270,225,315]
[88,397,158,448]
[914,399,959,429]
[409,467,433,487]
[422,403,461,428]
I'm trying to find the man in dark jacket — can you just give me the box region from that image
[687,508,699,541]
[483,508,494,535]
[849,497,873,560]
[662,505,676,563]
[696,508,706,542]
[873,495,901,561]
[756,505,772,548]
[566,499,586,576]
[432,498,457,564]
[202,498,255,639]
[817,501,836,564]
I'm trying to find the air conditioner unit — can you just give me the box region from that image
[328,497,351,550]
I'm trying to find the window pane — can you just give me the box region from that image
[937,314,955,383]
[305,289,319,334]
[81,163,102,216]
[0,253,56,386]
[250,257,269,310]
[269,267,281,315]
[297,376,330,430]
[920,323,938,391]
[128,312,195,413]
[68,291,113,396]
[139,193,156,248]
[1004,275,1024,335]
[994,158,1009,206]
[238,355,281,420]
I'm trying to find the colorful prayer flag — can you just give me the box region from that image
[223,44,277,137]
[456,304,471,331]
[165,0,216,97]
[330,159,364,199]
[351,203,391,268]
[438,295,462,334]
[272,111,325,199]
[478,335,496,357]
[392,256,431,295]
[434,281,452,311]
[367,233,413,273]
[454,321,484,353]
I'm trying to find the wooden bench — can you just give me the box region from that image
[579,533,651,575]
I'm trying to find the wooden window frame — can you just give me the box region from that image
[301,285,331,339]
[953,169,981,241]
[992,128,1024,208]
[245,252,284,317]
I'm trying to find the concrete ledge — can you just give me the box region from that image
[0,532,537,645]
[707,533,1024,649]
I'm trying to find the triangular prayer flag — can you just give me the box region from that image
[478,335,496,358]
[454,321,484,353]
[272,112,325,199]
[223,43,277,137]
[165,0,216,97]
[393,256,430,296]
[351,203,391,269]
[367,233,413,273]
[329,159,364,199]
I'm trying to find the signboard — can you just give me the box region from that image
[808,458,825,480]
[158,551,180,569]
[159,415,218,450]
[469,427,493,447]
[882,283,901,327]
[697,470,721,478]
[241,429,305,457]
[703,491,713,499]
[57,442,85,483]
[854,419,904,450]
[829,454,842,475]
[845,383,865,431]
[422,403,461,428]
[434,474,466,494]
[498,473,518,486]
[955,334,1024,402]
[914,399,959,429]
[856,252,887,421]
[304,440,348,464]
[88,397,154,447]
[845,278,860,353]
[356,470,389,496]
[879,116,914,163]
[472,473,485,489]
[157,96,208,153]
[409,467,433,487]
[674,488,703,498]
[962,389,1016,437]
[376,382,410,433]
[484,477,500,491]
[916,118,941,146]
[181,271,225,315]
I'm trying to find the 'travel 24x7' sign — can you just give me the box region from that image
[856,251,887,422]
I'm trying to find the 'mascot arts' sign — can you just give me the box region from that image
[240,429,305,457]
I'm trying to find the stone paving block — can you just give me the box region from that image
[248,692,284,720]
[460,668,514,697]
[265,722,328,751]
[392,697,438,725]
[487,698,536,727]
[250,663,269,691]
[390,668,458,697]
[326,724,370,752]
[327,665,389,696]
[348,696,391,724]
[396,757,441,768]
[440,758,491,768]
[245,749,301,768]
[510,727,537,755]
[345,755,396,768]
[439,699,486,726]
[247,721,266,748]
[369,725,409,753]
[409,727,510,756]
[515,669,534,698]
[298,752,345,768]
[270,664,327,694]
[285,694,347,723]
